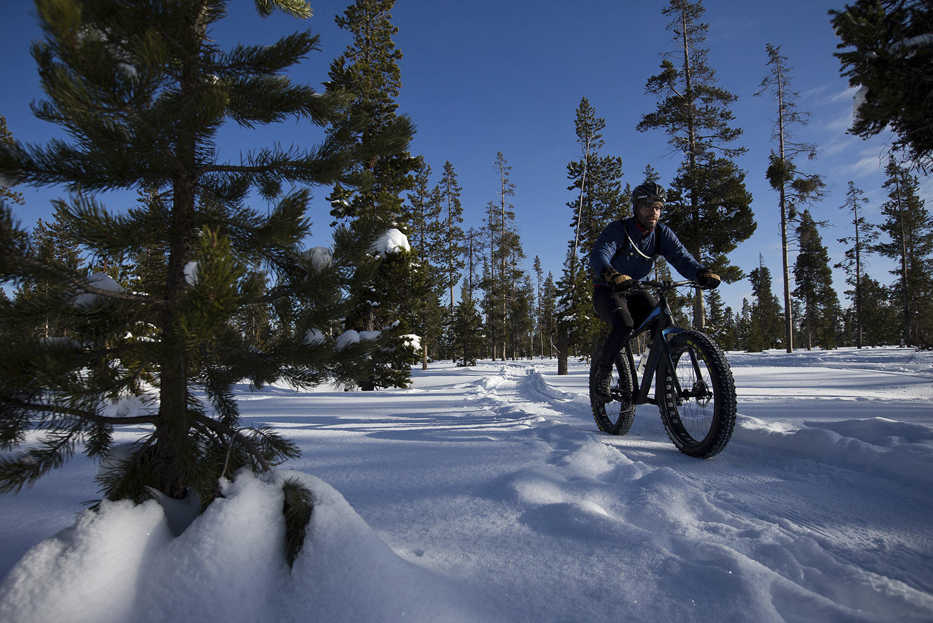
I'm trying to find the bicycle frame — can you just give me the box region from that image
[616,281,693,406]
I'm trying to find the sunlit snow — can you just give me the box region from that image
[369,228,410,257]
[1,347,931,622]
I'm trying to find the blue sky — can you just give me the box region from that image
[2,0,929,314]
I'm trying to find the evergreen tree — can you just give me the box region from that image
[401,159,445,368]
[830,0,933,171]
[0,117,24,205]
[533,255,544,357]
[638,0,755,327]
[439,161,465,314]
[540,272,558,358]
[509,274,535,359]
[747,262,784,351]
[736,298,753,350]
[14,216,83,340]
[873,157,933,346]
[480,152,522,361]
[567,97,625,258]
[757,43,826,352]
[0,0,362,504]
[835,181,877,348]
[558,98,625,373]
[840,274,898,346]
[450,288,483,366]
[793,210,841,349]
[704,287,731,347]
[324,0,419,387]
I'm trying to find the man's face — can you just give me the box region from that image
[636,200,663,231]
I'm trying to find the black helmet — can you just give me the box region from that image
[632,182,666,208]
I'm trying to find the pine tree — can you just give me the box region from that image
[400,159,445,369]
[533,255,544,357]
[840,275,898,346]
[324,0,419,387]
[540,272,558,358]
[638,0,755,327]
[567,98,625,259]
[558,98,625,373]
[0,117,24,205]
[757,43,826,352]
[704,287,730,347]
[0,0,362,504]
[12,216,83,340]
[793,210,841,349]
[747,262,784,351]
[835,181,877,348]
[736,298,753,350]
[451,289,483,366]
[480,152,522,361]
[439,161,465,314]
[873,157,933,346]
[830,0,933,171]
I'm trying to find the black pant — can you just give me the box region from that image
[593,286,658,367]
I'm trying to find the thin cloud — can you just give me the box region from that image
[821,134,857,158]
[829,86,859,103]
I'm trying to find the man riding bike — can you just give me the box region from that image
[589,181,720,401]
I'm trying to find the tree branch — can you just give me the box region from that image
[6,398,157,425]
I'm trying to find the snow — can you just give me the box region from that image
[402,333,422,352]
[305,246,332,271]
[183,261,198,285]
[369,228,411,257]
[334,329,360,351]
[892,33,933,54]
[71,271,124,307]
[303,328,325,346]
[1,347,932,622]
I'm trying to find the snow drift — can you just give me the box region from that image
[0,470,498,623]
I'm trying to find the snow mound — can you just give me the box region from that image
[0,470,495,623]
[737,415,933,484]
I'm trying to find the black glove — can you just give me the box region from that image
[603,268,633,290]
[696,269,721,289]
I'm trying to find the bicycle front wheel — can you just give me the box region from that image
[658,330,736,458]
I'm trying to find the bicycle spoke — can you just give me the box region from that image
[674,344,715,442]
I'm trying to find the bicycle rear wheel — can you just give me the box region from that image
[658,330,736,458]
[589,339,635,436]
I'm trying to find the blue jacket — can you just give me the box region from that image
[589,217,703,286]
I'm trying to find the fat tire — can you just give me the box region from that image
[589,338,635,436]
[658,330,736,458]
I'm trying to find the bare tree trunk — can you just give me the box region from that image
[776,60,794,353]
[679,8,704,330]
[894,169,911,346]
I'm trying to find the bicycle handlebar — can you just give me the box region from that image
[608,278,716,293]
[637,279,696,289]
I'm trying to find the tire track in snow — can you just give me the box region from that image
[472,363,933,621]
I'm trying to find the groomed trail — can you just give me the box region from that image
[1,348,931,622]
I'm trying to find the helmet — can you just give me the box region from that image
[632,182,666,208]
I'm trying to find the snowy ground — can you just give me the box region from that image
[1,347,932,622]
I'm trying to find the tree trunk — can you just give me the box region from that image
[679,8,705,330]
[777,66,794,353]
[153,5,209,498]
[557,328,569,375]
